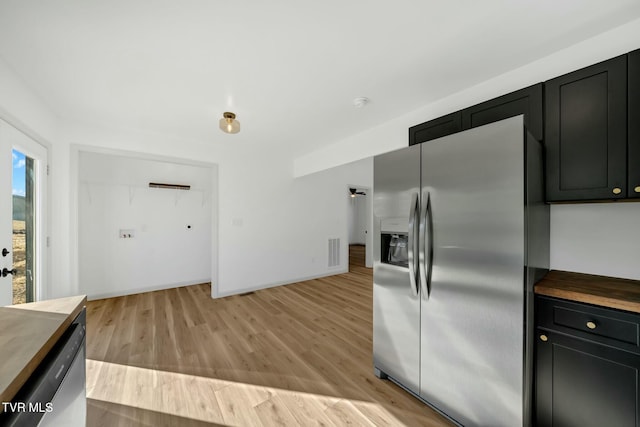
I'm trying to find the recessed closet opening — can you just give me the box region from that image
[75,149,218,300]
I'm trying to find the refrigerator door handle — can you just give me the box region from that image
[407,192,420,297]
[419,191,433,299]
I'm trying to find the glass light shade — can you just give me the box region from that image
[219,112,240,134]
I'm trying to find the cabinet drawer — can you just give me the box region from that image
[553,306,638,345]
[537,296,640,352]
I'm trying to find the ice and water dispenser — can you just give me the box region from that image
[380,218,409,268]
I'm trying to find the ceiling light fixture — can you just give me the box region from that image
[219,112,240,134]
[349,188,366,197]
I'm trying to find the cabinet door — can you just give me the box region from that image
[461,83,543,142]
[536,329,640,427]
[409,111,461,146]
[629,49,640,199]
[545,55,627,201]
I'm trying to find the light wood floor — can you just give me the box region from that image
[85,245,450,426]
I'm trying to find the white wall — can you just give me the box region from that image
[214,155,373,297]
[0,58,57,142]
[64,123,223,299]
[550,203,640,280]
[61,120,374,298]
[0,57,63,300]
[78,152,214,299]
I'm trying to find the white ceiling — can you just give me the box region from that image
[1,1,640,157]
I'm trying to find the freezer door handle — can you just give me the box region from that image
[407,192,420,296]
[419,191,433,299]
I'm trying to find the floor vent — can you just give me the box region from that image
[328,238,340,267]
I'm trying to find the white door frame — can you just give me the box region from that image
[0,118,49,304]
[0,121,13,305]
[346,184,373,268]
[69,144,219,300]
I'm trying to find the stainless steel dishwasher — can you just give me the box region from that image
[1,309,86,426]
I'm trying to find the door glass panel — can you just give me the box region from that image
[12,149,35,304]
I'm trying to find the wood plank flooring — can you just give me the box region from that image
[85,245,450,426]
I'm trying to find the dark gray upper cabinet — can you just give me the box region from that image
[545,55,628,202]
[409,85,543,147]
[409,111,461,146]
[409,49,638,204]
[629,49,640,199]
[461,83,543,143]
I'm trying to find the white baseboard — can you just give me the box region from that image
[85,269,352,301]
[213,268,349,299]
[86,278,211,301]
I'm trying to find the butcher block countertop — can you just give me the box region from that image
[535,270,640,314]
[0,295,86,407]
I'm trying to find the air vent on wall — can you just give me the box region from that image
[149,182,191,190]
[328,238,340,268]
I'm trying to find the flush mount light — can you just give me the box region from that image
[219,112,240,134]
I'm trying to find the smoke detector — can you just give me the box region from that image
[353,97,370,108]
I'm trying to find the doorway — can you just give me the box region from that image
[74,148,216,300]
[0,119,48,306]
[347,185,372,270]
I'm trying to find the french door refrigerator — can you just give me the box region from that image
[373,116,549,426]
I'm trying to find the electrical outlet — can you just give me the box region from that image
[119,229,135,239]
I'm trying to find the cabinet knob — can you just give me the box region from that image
[635,186,640,193]
[612,187,622,195]
[540,334,548,342]
[586,321,597,330]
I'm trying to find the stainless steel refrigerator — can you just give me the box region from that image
[373,116,549,427]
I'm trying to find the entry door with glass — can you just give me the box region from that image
[0,119,47,306]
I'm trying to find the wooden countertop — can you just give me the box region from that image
[535,270,640,313]
[0,295,86,407]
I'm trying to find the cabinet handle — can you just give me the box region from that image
[612,187,622,195]
[540,334,548,342]
[635,186,640,193]
[586,321,597,330]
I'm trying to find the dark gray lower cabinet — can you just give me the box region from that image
[536,329,640,427]
[536,296,640,427]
